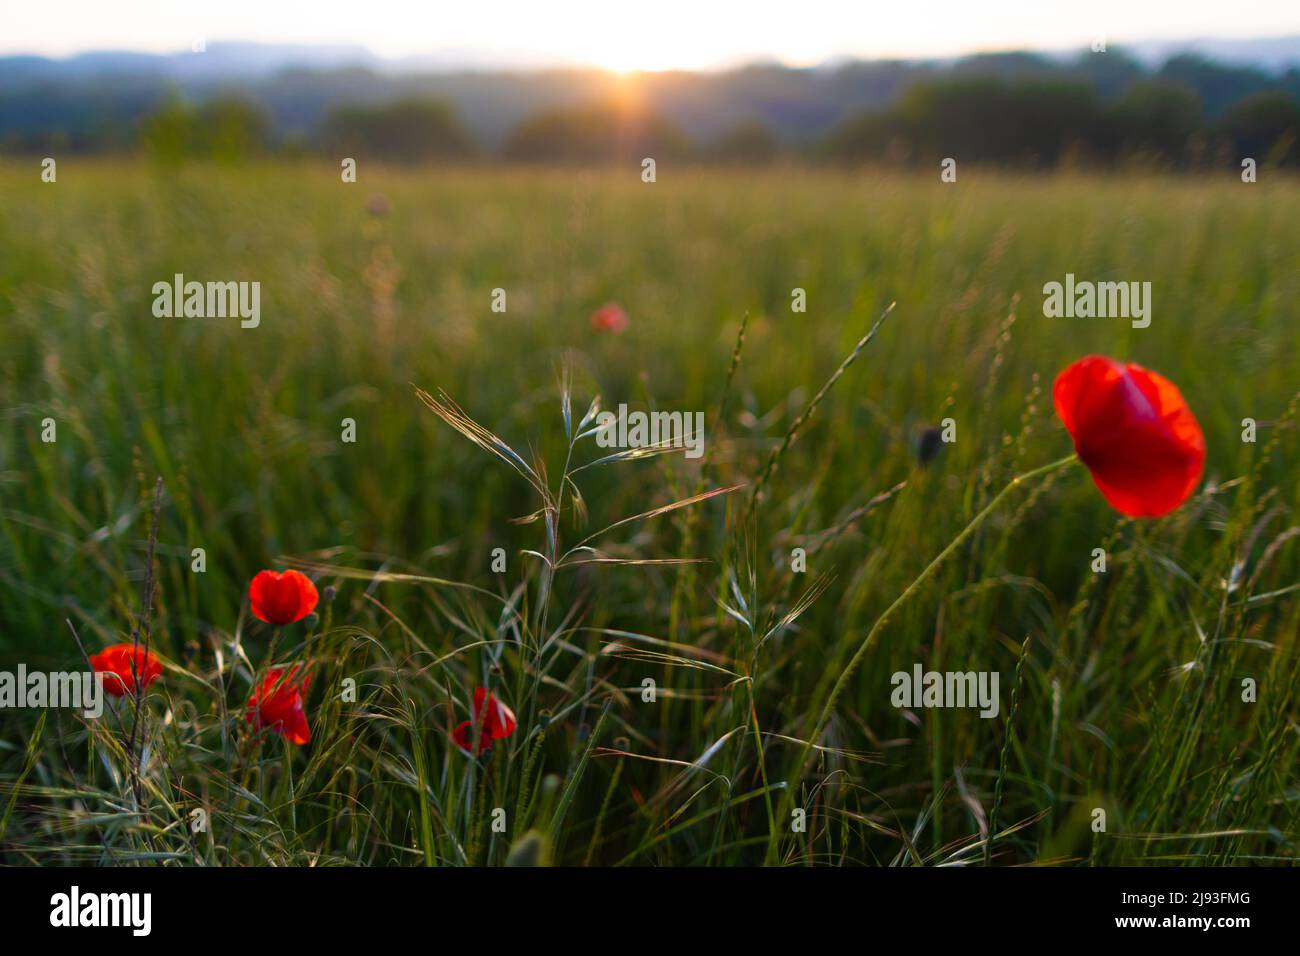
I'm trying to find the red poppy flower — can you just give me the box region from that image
[246,665,312,745]
[1053,355,1206,517]
[590,302,629,334]
[450,688,517,754]
[249,569,319,625]
[89,643,163,697]
[473,687,517,737]
[450,720,490,754]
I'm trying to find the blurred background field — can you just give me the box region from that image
[1,162,1298,865]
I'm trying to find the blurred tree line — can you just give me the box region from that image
[138,95,274,163]
[7,59,1300,169]
[823,78,1300,168]
[124,81,1298,169]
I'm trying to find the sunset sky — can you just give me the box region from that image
[5,0,1300,70]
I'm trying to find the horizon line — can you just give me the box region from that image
[4,31,1300,75]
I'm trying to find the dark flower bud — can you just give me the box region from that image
[915,426,944,467]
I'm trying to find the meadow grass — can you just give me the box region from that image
[1,160,1298,865]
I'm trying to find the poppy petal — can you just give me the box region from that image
[246,665,312,745]
[90,644,163,697]
[1053,355,1205,517]
[249,570,320,625]
[451,720,489,754]
[472,687,517,739]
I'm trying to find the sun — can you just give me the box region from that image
[585,43,679,73]
[563,20,709,73]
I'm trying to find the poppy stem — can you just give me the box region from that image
[770,451,1078,864]
[266,628,281,669]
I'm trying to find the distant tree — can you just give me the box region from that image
[1217,91,1300,166]
[710,121,779,163]
[824,78,1106,167]
[137,94,272,162]
[137,96,197,164]
[819,71,1269,170]
[819,110,907,164]
[195,96,273,161]
[950,51,1058,80]
[502,101,691,163]
[1110,81,1203,164]
[1283,67,1300,103]
[1064,48,1148,100]
[1158,54,1278,117]
[320,98,478,163]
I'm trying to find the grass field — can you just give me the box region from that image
[1,161,1298,865]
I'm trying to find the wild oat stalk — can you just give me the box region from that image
[987,633,1031,865]
[125,476,163,852]
[769,452,1078,864]
[746,302,895,522]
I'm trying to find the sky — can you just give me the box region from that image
[5,0,1300,70]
